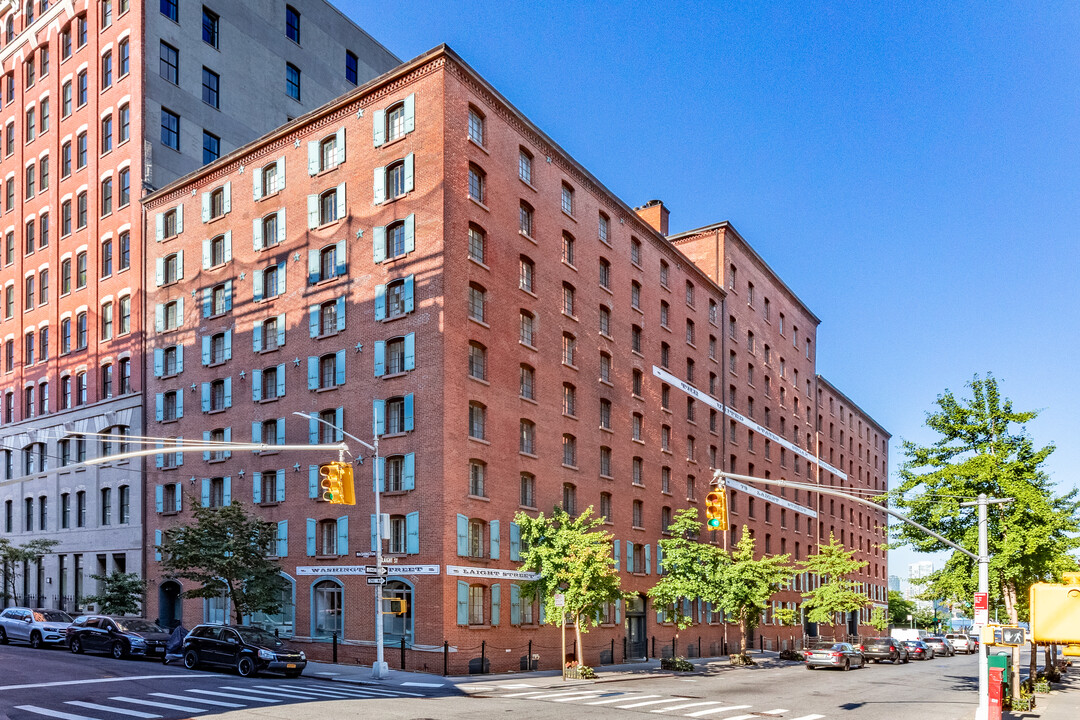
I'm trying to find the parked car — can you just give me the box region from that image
[66,615,170,659]
[902,639,935,660]
[945,633,976,654]
[805,642,866,671]
[861,636,909,664]
[924,637,955,657]
[182,624,307,678]
[891,628,930,642]
[0,608,73,648]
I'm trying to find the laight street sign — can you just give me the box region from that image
[974,592,989,626]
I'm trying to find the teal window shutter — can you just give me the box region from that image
[202,431,211,461]
[155,530,162,561]
[224,233,233,264]
[176,392,183,418]
[253,268,263,301]
[201,336,211,365]
[335,240,346,276]
[456,581,468,625]
[372,225,386,263]
[406,511,419,554]
[491,583,501,626]
[223,377,232,408]
[276,314,286,346]
[276,520,288,557]
[613,539,620,571]
[626,542,634,573]
[201,478,211,507]
[276,469,286,502]
[539,599,545,625]
[308,249,319,284]
[402,453,415,490]
[252,320,263,352]
[223,427,232,459]
[403,393,414,431]
[456,514,468,556]
[372,108,385,147]
[276,365,286,398]
[307,194,319,228]
[373,340,385,377]
[370,514,378,551]
[657,543,664,575]
[175,438,184,468]
[334,408,343,436]
[373,166,385,204]
[308,305,319,338]
[252,472,262,503]
[644,543,651,575]
[509,522,520,561]
[252,216,263,250]
[403,274,415,312]
[335,349,345,386]
[154,348,163,377]
[490,520,500,560]
[335,297,345,332]
[374,284,386,320]
[223,476,231,505]
[202,287,211,318]
[155,485,163,513]
[403,333,415,371]
[510,584,522,625]
[308,141,319,174]
[404,214,415,254]
[177,345,185,372]
[372,399,385,436]
[615,598,621,624]
[308,465,318,498]
[375,456,385,492]
[252,367,262,401]
[251,421,262,444]
[403,94,415,132]
[155,393,163,422]
[336,516,348,556]
[174,484,183,512]
[306,519,316,556]
[307,356,318,390]
[403,153,414,193]
[201,383,210,412]
[203,237,212,268]
[155,303,164,332]
[276,262,286,296]
[309,415,319,443]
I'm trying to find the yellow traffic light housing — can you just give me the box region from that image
[319,461,356,505]
[705,485,728,531]
[383,597,408,616]
[1030,572,1080,644]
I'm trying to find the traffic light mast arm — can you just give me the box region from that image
[712,470,978,561]
[77,442,350,466]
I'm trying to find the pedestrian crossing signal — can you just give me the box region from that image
[705,487,728,531]
[319,461,356,505]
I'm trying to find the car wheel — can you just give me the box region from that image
[111,641,128,660]
[184,650,200,670]
[237,655,258,678]
[70,637,83,654]
[29,632,42,649]
[842,659,850,671]
[805,664,815,670]
[860,658,866,669]
[0,628,7,645]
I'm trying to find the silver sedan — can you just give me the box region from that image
[805,642,866,671]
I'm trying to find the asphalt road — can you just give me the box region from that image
[0,642,989,720]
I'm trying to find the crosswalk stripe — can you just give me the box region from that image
[616,698,691,709]
[684,704,752,718]
[15,707,99,720]
[267,684,398,698]
[235,685,384,700]
[186,689,282,703]
[295,684,424,697]
[150,693,246,708]
[65,701,162,718]
[528,690,605,700]
[109,697,208,713]
[500,690,546,697]
[401,682,444,687]
[551,692,606,702]
[586,694,660,705]
[649,701,729,713]
[789,715,826,720]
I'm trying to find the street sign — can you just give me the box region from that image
[1001,627,1025,645]
[366,577,386,585]
[974,592,989,626]
[554,594,565,607]
[363,566,390,576]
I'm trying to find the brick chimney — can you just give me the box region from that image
[635,199,669,236]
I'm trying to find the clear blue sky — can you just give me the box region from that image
[341,1,1080,575]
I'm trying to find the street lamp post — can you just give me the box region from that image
[294,412,387,679]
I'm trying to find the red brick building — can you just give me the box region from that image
[143,45,888,673]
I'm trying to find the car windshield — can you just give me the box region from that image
[810,641,836,649]
[867,639,893,647]
[904,641,922,647]
[235,627,285,648]
[115,619,163,633]
[33,611,73,623]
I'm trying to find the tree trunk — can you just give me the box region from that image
[1003,582,1021,699]
[1030,642,1038,684]
[574,617,584,666]
[1045,644,1054,674]
[740,617,749,655]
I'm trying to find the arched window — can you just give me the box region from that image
[385,220,406,259]
[386,160,407,200]
[311,579,343,638]
[382,580,413,643]
[250,573,296,637]
[468,163,485,203]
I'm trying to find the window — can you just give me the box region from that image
[285,5,301,42]
[519,201,533,236]
[468,402,486,440]
[76,311,88,348]
[202,67,220,109]
[118,295,130,333]
[100,301,113,340]
[76,371,87,405]
[598,258,611,289]
[563,482,577,515]
[468,225,485,264]
[161,108,179,150]
[519,365,535,400]
[101,115,114,154]
[467,520,485,559]
[386,101,407,142]
[469,460,486,497]
[468,107,485,145]
[345,50,358,84]
[519,310,535,346]
[468,164,485,203]
[562,383,576,416]
[100,178,113,216]
[633,500,643,528]
[600,400,612,431]
[631,324,642,353]
[468,342,486,381]
[562,434,577,467]
[385,278,408,318]
[285,63,301,101]
[159,42,179,84]
[599,305,611,335]
[25,107,36,142]
[520,473,535,507]
[161,0,178,21]
[561,183,574,215]
[77,70,87,105]
[467,283,486,323]
[202,7,219,47]
[101,50,113,89]
[77,191,88,228]
[563,283,575,316]
[631,280,641,309]
[562,232,575,266]
[660,300,669,327]
[119,104,130,142]
[318,188,339,225]
[518,148,532,184]
[562,332,576,366]
[519,419,535,454]
[600,352,612,383]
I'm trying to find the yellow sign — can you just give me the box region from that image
[705,486,728,531]
[1030,572,1080,644]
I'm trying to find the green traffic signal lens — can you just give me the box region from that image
[707,518,720,528]
[323,491,334,501]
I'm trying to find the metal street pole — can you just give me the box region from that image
[293,412,388,679]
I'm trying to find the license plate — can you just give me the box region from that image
[286,663,296,669]
[151,647,163,653]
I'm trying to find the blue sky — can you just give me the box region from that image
[342,1,1080,575]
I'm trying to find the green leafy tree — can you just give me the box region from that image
[887,590,915,627]
[800,533,870,638]
[158,499,287,624]
[85,572,146,615]
[891,375,1080,624]
[647,509,727,646]
[0,539,58,604]
[869,606,889,633]
[715,525,797,656]
[514,506,624,667]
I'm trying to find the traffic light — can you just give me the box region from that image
[319,461,356,505]
[705,485,728,531]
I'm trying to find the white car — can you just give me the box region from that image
[945,633,976,654]
[0,607,74,648]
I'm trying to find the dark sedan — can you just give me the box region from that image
[902,639,935,660]
[862,637,909,664]
[805,642,866,671]
[182,624,306,678]
[66,616,170,659]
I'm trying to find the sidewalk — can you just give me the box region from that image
[304,650,790,693]
[1007,668,1080,720]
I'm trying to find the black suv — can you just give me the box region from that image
[862,637,909,664]
[66,616,169,659]
[182,624,306,678]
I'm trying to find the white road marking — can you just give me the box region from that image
[65,701,162,718]
[649,701,729,713]
[249,684,397,699]
[150,693,246,708]
[1,676,191,691]
[684,704,753,717]
[109,697,209,713]
[401,681,444,687]
[616,698,691,709]
[296,684,424,697]
[528,690,605,700]
[186,689,282,703]
[499,690,546,697]
[586,695,661,705]
[551,693,606,702]
[494,683,534,689]
[15,707,100,720]
[315,672,339,675]
[790,716,826,720]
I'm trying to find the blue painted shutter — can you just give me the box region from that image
[252,472,262,503]
[511,584,522,625]
[509,522,520,561]
[403,274,415,312]
[201,383,210,412]
[276,365,286,398]
[406,511,419,554]
[403,393,414,431]
[372,225,385,263]
[252,368,262,401]
[373,340,385,377]
[276,314,286,346]
[223,377,232,408]
[372,109,385,147]
[276,521,288,557]
[490,520,500,560]
[276,262,286,296]
[374,284,386,320]
[154,348,163,377]
[155,393,163,421]
[307,249,319,284]
[334,408,343,436]
[613,539,620,571]
[177,345,185,373]
[203,430,211,461]
[307,194,318,228]
[201,478,211,507]
[336,516,348,556]
[306,519,316,556]
[308,465,318,498]
[615,599,621,624]
[456,582,468,625]
[402,453,415,490]
[155,530,162,561]
[308,305,319,338]
[155,485,163,513]
[657,544,664,575]
[404,214,415,254]
[224,330,232,358]
[491,584,501,627]
[307,357,318,390]
[222,476,232,505]
[252,320,263,352]
[202,337,211,366]
[373,166,385,204]
[644,543,651,575]
[456,514,468,556]
[202,288,211,318]
[174,484,183,512]
[372,399,385,436]
[253,269,263,301]
[403,94,415,132]
[403,153,414,193]
[335,349,345,386]
[626,542,634,573]
[176,392,183,418]
[335,240,346,276]
[252,216,263,250]
[308,417,318,444]
[275,469,286,502]
[251,421,262,443]
[403,333,415,371]
[335,297,345,332]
